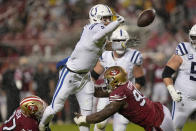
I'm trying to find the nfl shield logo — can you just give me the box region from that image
[188,54,193,60]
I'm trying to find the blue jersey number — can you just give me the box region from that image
[190,62,196,81]
[89,23,104,30]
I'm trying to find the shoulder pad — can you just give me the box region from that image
[130,50,143,65]
[175,42,189,56]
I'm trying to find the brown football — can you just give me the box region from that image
[137,9,156,27]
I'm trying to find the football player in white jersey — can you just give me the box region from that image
[39,4,125,131]
[90,28,145,131]
[162,24,196,131]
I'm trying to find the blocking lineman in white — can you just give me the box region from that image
[162,24,196,131]
[38,4,125,131]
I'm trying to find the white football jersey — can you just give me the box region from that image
[66,21,120,73]
[99,48,143,81]
[175,42,196,99]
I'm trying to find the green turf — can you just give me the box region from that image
[50,121,196,131]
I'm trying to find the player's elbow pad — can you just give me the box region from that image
[135,76,145,87]
[162,66,176,79]
[91,69,100,80]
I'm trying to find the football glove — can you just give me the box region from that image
[39,123,51,131]
[116,15,125,23]
[74,113,87,126]
[167,85,182,102]
[39,123,46,131]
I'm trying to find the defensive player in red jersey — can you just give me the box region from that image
[74,66,175,131]
[0,96,49,131]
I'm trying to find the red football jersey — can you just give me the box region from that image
[109,81,164,129]
[0,107,39,131]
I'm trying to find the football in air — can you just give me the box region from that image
[137,9,156,27]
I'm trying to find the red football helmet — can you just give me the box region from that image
[104,66,128,90]
[20,95,47,119]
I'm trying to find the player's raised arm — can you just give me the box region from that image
[92,16,124,42]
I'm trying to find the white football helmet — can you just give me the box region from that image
[189,24,196,50]
[110,28,129,55]
[89,4,113,24]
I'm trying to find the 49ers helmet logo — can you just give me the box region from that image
[28,105,38,113]
[110,69,120,76]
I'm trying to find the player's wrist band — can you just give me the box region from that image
[167,85,176,94]
[162,66,176,78]
[91,69,100,80]
[135,76,145,87]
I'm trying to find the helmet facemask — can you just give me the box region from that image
[112,39,127,55]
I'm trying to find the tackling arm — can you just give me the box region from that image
[74,101,125,125]
[86,101,125,123]
[94,86,110,97]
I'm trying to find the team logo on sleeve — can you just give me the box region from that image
[176,48,179,55]
[110,69,120,76]
[188,54,193,60]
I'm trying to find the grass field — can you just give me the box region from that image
[50,121,196,131]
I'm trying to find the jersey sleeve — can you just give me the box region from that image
[92,21,120,41]
[1,111,17,130]
[130,50,143,65]
[109,88,127,102]
[88,23,105,33]
[175,42,189,56]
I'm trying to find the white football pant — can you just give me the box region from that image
[159,105,175,131]
[172,95,196,131]
[40,67,94,131]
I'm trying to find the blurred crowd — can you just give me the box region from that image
[0,0,196,124]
